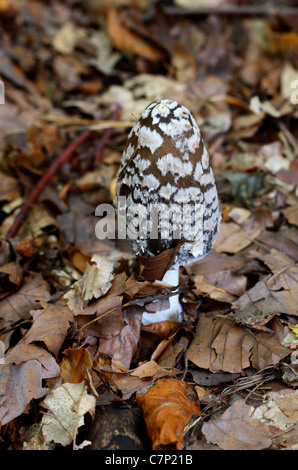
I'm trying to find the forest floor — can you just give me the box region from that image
[0,0,297,451]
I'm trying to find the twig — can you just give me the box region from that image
[95,105,122,164]
[162,6,298,17]
[6,129,94,239]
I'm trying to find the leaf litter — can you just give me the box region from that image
[0,0,297,451]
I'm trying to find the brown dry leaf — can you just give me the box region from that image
[131,360,162,379]
[186,314,253,374]
[3,343,59,371]
[107,9,165,61]
[186,250,247,302]
[157,341,185,369]
[283,205,298,227]
[136,378,200,450]
[233,281,298,325]
[17,203,57,239]
[0,0,11,11]
[192,273,245,302]
[233,248,298,325]
[107,272,142,299]
[0,170,20,202]
[0,360,49,425]
[81,294,123,317]
[187,313,291,373]
[97,306,142,370]
[77,296,124,340]
[24,302,74,356]
[0,273,50,329]
[257,229,298,262]
[0,262,23,286]
[202,399,273,450]
[60,348,93,384]
[68,247,91,274]
[107,372,153,400]
[250,323,292,370]
[229,112,265,139]
[142,321,180,339]
[171,41,198,83]
[0,343,60,426]
[214,222,261,254]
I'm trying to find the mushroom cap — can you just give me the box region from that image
[114,99,221,266]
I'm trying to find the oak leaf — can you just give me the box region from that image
[202,399,272,450]
[24,302,74,356]
[0,274,50,329]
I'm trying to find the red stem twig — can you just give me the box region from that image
[6,129,94,239]
[95,105,122,164]
[162,5,298,17]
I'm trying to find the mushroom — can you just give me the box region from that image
[114,99,221,324]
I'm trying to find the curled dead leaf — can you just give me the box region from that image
[136,378,200,450]
[60,348,93,384]
[107,9,165,61]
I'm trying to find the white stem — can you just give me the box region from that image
[142,266,182,325]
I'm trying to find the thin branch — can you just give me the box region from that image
[6,129,94,239]
[162,5,298,17]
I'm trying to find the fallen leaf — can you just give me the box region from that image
[202,399,273,450]
[24,302,74,356]
[0,274,50,329]
[283,205,298,227]
[68,247,91,273]
[0,262,23,285]
[41,382,96,448]
[15,203,57,239]
[136,378,200,450]
[97,306,142,370]
[214,222,261,254]
[131,360,162,379]
[52,22,87,54]
[186,314,253,373]
[107,9,165,61]
[0,360,48,426]
[252,389,298,429]
[60,348,93,384]
[141,321,179,339]
[250,323,292,371]
[233,247,298,325]
[0,170,20,202]
[0,343,60,425]
[64,255,117,314]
